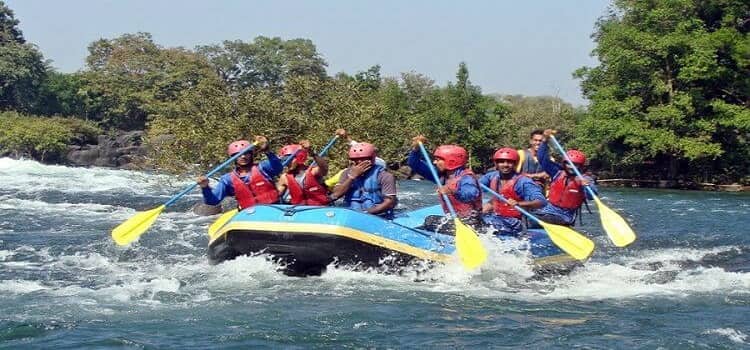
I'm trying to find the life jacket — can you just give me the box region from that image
[490,174,524,218]
[438,168,482,219]
[343,165,393,218]
[548,171,585,209]
[230,166,279,209]
[285,167,329,206]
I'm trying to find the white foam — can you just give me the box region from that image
[705,328,748,344]
[0,280,48,294]
[0,250,13,261]
[0,157,193,196]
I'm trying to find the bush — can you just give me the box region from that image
[0,111,101,162]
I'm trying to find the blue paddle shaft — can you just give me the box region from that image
[548,136,597,199]
[310,135,339,167]
[164,143,258,207]
[417,142,458,218]
[479,183,541,225]
[281,149,301,167]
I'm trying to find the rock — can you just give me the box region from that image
[192,202,223,216]
[65,130,148,169]
[68,148,101,166]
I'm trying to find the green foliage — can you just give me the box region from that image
[0,1,48,113]
[575,0,749,181]
[81,32,220,130]
[34,71,90,117]
[0,1,24,45]
[494,94,580,148]
[0,111,100,161]
[196,36,328,91]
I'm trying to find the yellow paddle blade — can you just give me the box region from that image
[453,218,487,269]
[111,205,166,246]
[538,221,595,261]
[594,197,637,247]
[207,208,239,239]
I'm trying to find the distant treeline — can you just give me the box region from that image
[0,1,747,183]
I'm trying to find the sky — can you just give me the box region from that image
[6,0,612,106]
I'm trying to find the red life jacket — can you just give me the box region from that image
[285,167,329,206]
[230,166,279,209]
[490,174,523,218]
[438,169,482,218]
[548,171,584,209]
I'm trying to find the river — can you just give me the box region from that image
[1,158,749,348]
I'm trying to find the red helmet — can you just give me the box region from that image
[434,145,468,171]
[493,147,519,162]
[348,142,376,159]
[227,140,251,156]
[566,149,586,165]
[279,144,308,165]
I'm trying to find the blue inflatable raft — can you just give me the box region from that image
[208,204,579,276]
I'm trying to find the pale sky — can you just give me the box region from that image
[6,0,611,105]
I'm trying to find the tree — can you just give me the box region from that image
[575,0,749,182]
[35,71,90,117]
[0,1,23,44]
[0,1,48,112]
[354,64,382,91]
[197,36,327,91]
[494,94,579,148]
[412,63,509,170]
[82,32,219,130]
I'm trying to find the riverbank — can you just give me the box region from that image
[596,178,749,192]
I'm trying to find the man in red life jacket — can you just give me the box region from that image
[532,129,598,226]
[479,147,546,236]
[197,136,283,209]
[276,139,330,206]
[407,135,483,227]
[329,141,397,219]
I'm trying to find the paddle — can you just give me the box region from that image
[111,142,258,246]
[548,135,637,247]
[207,135,340,237]
[417,142,487,269]
[479,183,594,260]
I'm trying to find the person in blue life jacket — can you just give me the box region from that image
[531,129,598,226]
[517,129,551,188]
[407,135,483,227]
[324,129,387,190]
[479,147,546,236]
[197,135,283,209]
[329,141,397,219]
[276,139,330,206]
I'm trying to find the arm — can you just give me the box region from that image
[407,149,436,183]
[537,142,562,178]
[453,175,480,203]
[580,175,598,199]
[366,172,397,215]
[478,171,495,188]
[200,174,233,205]
[330,169,354,200]
[259,152,283,178]
[515,177,546,210]
[310,153,328,178]
[276,172,288,194]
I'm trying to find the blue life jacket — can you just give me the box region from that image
[343,165,393,219]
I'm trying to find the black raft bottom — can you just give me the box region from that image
[208,230,432,277]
